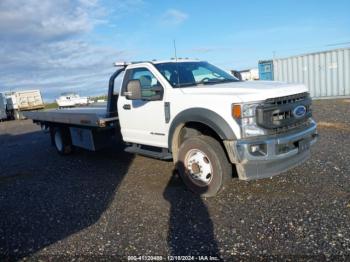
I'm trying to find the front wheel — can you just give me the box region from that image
[177,136,232,197]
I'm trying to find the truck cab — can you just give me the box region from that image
[25,59,318,197]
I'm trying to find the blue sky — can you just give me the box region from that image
[0,0,349,100]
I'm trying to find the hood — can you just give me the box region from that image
[180,81,309,102]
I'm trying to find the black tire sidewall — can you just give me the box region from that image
[177,136,231,197]
[54,128,72,155]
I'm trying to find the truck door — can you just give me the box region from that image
[117,65,168,148]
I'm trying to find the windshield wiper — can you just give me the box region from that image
[201,79,236,85]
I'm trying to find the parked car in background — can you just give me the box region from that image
[56,92,90,108]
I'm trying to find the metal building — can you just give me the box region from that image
[272,48,350,98]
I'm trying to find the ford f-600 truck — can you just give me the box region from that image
[24,60,318,197]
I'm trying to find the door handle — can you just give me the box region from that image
[123,104,131,110]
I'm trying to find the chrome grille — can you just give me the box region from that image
[265,92,309,105]
[256,92,312,132]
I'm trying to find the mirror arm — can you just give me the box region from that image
[148,86,163,92]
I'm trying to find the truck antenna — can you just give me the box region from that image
[173,39,178,61]
[173,39,180,87]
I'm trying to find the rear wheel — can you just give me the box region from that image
[14,110,20,120]
[177,135,232,197]
[53,128,73,155]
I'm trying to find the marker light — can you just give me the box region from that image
[232,104,241,119]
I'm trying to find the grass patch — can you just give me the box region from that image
[44,102,58,109]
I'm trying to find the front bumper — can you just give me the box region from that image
[224,121,318,180]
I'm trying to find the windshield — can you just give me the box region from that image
[154,61,239,88]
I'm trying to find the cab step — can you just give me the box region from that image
[124,144,172,160]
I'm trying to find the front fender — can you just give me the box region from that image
[168,108,236,150]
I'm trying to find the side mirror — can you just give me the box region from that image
[125,80,141,100]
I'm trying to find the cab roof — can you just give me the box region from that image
[114,58,202,67]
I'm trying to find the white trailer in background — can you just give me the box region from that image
[3,90,44,120]
[239,68,259,81]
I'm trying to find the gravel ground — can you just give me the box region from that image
[0,99,349,261]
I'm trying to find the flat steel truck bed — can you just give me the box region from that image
[24,106,118,128]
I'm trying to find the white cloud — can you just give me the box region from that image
[0,39,130,100]
[0,0,135,100]
[0,0,98,41]
[161,9,188,26]
[79,0,99,7]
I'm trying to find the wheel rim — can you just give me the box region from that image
[54,131,63,152]
[184,149,213,187]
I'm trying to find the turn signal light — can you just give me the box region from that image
[232,104,241,119]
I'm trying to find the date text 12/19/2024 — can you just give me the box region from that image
[127,255,220,261]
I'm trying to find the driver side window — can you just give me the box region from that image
[127,68,161,98]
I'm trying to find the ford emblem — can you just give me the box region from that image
[293,105,306,118]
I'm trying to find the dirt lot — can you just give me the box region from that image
[0,99,349,260]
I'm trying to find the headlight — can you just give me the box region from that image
[242,104,259,118]
[232,103,267,138]
[241,118,266,137]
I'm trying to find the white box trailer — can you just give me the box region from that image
[239,68,259,81]
[4,90,44,120]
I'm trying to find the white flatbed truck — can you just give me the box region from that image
[4,90,44,120]
[25,60,318,197]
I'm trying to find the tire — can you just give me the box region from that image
[177,135,232,197]
[14,110,20,120]
[53,128,73,155]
